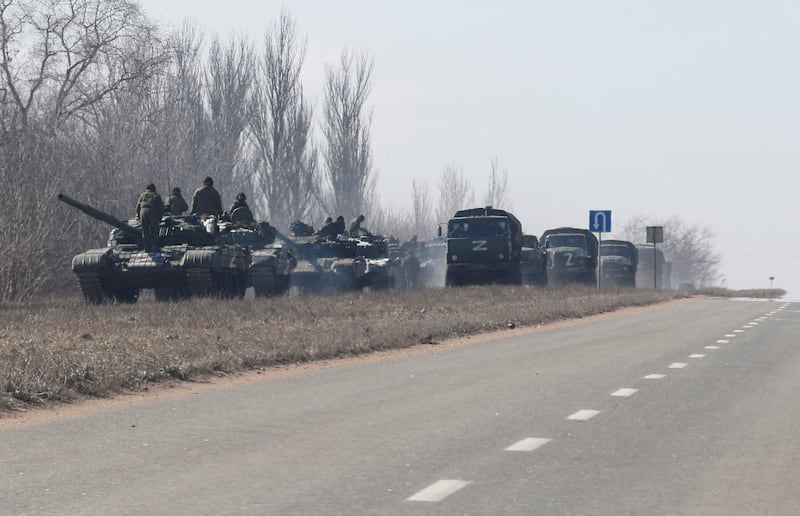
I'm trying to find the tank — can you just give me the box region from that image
[352,232,397,290]
[279,225,367,294]
[212,219,296,297]
[58,194,250,303]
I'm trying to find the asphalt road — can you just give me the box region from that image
[1,298,798,515]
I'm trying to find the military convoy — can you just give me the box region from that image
[61,188,675,303]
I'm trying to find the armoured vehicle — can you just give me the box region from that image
[58,194,249,303]
[520,234,547,286]
[541,227,598,286]
[280,225,367,294]
[415,234,446,288]
[213,213,296,297]
[353,232,397,290]
[445,206,523,287]
[636,244,669,289]
[599,239,638,287]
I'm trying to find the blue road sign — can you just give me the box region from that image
[589,210,611,233]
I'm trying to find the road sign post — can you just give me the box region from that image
[589,211,612,290]
[646,226,664,290]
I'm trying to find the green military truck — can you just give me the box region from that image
[541,227,598,286]
[444,206,523,287]
[599,239,638,287]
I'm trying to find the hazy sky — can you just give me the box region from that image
[138,1,800,297]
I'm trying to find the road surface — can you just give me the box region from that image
[1,298,798,515]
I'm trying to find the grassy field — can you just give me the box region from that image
[0,285,780,414]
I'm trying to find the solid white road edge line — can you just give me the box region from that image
[407,480,472,503]
[505,438,552,452]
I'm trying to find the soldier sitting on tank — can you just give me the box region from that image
[191,176,223,218]
[166,187,188,216]
[136,183,164,252]
[229,192,254,224]
[333,215,346,236]
[347,215,366,238]
[316,218,338,240]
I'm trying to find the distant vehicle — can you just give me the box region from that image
[599,239,638,287]
[635,244,669,289]
[521,234,547,286]
[677,281,695,291]
[445,206,523,287]
[541,227,598,286]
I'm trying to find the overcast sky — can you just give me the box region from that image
[138,0,800,297]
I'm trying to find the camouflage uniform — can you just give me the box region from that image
[166,188,188,215]
[191,177,223,217]
[136,184,164,252]
[348,214,365,237]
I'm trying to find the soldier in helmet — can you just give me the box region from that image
[348,214,366,237]
[166,187,188,215]
[229,192,254,224]
[191,176,223,217]
[135,183,164,252]
[333,215,346,237]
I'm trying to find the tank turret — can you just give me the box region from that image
[58,193,143,246]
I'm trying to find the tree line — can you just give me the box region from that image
[0,0,718,301]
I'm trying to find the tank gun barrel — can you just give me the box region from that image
[58,193,143,246]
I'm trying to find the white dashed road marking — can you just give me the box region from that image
[505,438,551,452]
[669,362,688,369]
[734,330,744,333]
[645,374,666,380]
[725,334,737,338]
[407,480,471,502]
[742,325,753,329]
[567,410,600,421]
[689,354,706,358]
[705,346,720,350]
[611,388,638,397]
[717,340,730,344]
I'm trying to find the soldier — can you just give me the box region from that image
[333,215,346,237]
[135,183,164,252]
[229,192,254,224]
[191,176,223,217]
[317,218,337,239]
[166,187,188,215]
[229,192,249,213]
[348,214,366,237]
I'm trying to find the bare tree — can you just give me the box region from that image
[247,11,318,228]
[205,34,254,200]
[322,49,374,220]
[483,156,510,209]
[411,178,435,238]
[435,162,474,225]
[619,215,722,287]
[0,0,162,134]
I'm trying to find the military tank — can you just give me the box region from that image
[352,230,397,290]
[58,194,250,303]
[213,214,296,297]
[279,224,367,294]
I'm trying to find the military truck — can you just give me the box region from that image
[636,244,669,289]
[540,227,598,286]
[444,206,523,287]
[520,234,547,286]
[58,194,250,303]
[599,239,638,287]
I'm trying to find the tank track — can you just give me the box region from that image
[250,268,275,297]
[76,272,105,304]
[186,268,215,297]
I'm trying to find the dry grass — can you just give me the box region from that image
[0,286,696,413]
[696,287,787,299]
